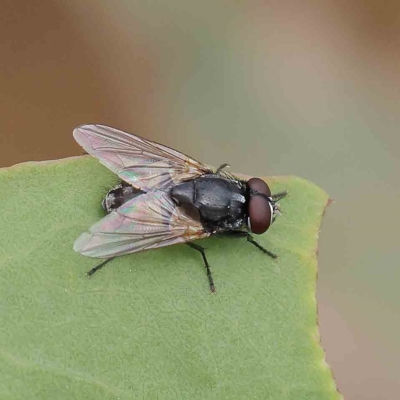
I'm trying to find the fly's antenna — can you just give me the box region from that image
[271,191,288,202]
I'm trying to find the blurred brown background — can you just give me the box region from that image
[1,1,399,399]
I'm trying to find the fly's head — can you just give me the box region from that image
[246,178,283,234]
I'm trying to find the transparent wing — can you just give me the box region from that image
[74,190,210,258]
[73,124,212,190]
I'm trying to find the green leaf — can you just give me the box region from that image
[0,156,340,400]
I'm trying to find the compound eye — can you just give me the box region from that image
[248,196,272,234]
[247,178,271,197]
[247,178,272,234]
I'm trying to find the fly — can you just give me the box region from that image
[73,125,287,293]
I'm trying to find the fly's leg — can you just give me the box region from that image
[215,163,230,174]
[246,234,277,259]
[223,231,278,259]
[186,243,216,293]
[87,257,116,276]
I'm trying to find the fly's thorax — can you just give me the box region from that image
[170,180,195,206]
[171,176,248,232]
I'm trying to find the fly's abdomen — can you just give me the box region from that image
[102,182,143,213]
